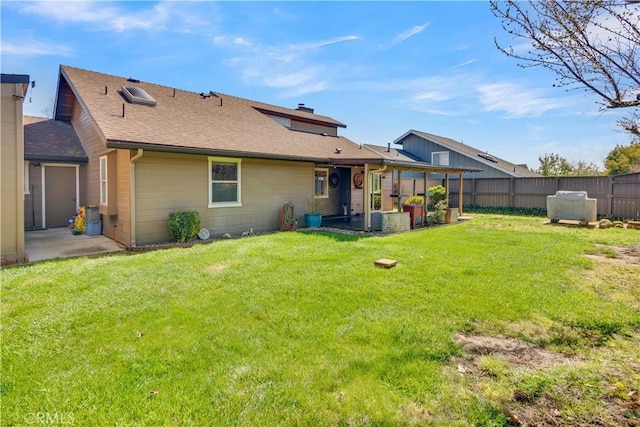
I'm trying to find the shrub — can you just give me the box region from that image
[427,185,447,209]
[463,205,547,217]
[168,211,201,242]
[404,196,425,205]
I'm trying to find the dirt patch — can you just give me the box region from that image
[453,333,578,371]
[584,244,640,264]
[452,334,640,426]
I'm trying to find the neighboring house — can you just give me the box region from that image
[24,116,88,229]
[32,65,478,246]
[394,130,541,178]
[1,73,30,265]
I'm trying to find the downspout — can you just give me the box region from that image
[365,164,388,231]
[129,149,144,247]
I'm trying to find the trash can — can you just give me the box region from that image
[86,221,102,236]
[85,207,102,236]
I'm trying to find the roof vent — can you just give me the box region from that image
[127,78,140,83]
[121,86,157,107]
[296,103,314,114]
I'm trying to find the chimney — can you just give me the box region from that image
[296,103,314,114]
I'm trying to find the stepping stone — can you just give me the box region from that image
[374,258,397,268]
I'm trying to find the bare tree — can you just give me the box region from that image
[490,0,640,137]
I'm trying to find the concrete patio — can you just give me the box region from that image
[25,227,125,262]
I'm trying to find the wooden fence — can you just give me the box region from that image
[444,173,640,220]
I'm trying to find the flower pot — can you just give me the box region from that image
[304,213,322,228]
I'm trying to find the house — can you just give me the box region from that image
[17,65,481,249]
[394,130,541,178]
[1,73,30,265]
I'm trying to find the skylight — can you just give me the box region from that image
[478,153,498,163]
[121,86,157,107]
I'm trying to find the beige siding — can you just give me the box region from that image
[134,152,315,244]
[111,149,132,246]
[1,83,25,263]
[70,99,109,208]
[69,99,121,238]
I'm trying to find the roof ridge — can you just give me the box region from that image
[60,64,344,125]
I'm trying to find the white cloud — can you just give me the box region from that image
[16,0,211,33]
[0,38,73,57]
[411,91,452,102]
[264,69,319,89]
[476,82,562,117]
[388,23,429,47]
[290,35,359,51]
[234,37,253,47]
[452,59,476,68]
[217,31,359,97]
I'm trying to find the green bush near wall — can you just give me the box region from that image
[168,211,201,242]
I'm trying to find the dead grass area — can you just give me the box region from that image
[584,244,640,265]
[580,245,640,311]
[451,333,640,426]
[453,333,578,371]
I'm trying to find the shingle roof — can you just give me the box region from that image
[362,144,483,173]
[394,130,541,177]
[24,116,88,162]
[56,65,367,163]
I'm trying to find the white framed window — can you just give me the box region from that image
[99,156,108,205]
[209,157,242,207]
[314,168,329,198]
[432,151,450,166]
[24,161,30,195]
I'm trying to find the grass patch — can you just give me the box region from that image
[2,214,639,425]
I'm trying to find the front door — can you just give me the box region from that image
[45,166,77,227]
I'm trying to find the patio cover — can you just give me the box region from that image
[326,157,483,231]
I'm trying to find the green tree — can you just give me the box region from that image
[572,161,603,177]
[490,1,640,138]
[536,153,573,176]
[604,142,640,175]
[536,153,603,176]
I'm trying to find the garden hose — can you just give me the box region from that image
[280,201,297,230]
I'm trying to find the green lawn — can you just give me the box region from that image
[2,215,639,426]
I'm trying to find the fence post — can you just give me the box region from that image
[510,178,515,208]
[608,176,614,218]
[472,178,477,206]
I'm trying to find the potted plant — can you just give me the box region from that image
[402,196,425,228]
[432,199,447,224]
[304,198,322,228]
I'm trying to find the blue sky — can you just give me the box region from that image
[1,1,632,169]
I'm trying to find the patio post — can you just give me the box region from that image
[459,173,464,216]
[397,169,403,212]
[364,163,370,232]
[445,173,450,204]
[423,170,428,226]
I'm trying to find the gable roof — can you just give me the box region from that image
[24,116,88,162]
[362,143,483,173]
[54,65,363,163]
[394,130,541,177]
